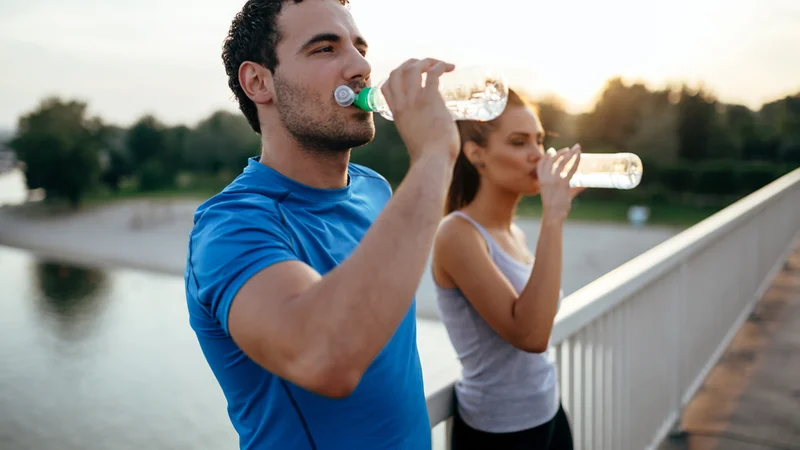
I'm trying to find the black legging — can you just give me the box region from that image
[451,403,574,450]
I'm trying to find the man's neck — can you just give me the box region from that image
[259,132,350,190]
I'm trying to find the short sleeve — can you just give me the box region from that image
[188,200,298,336]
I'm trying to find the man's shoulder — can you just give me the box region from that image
[194,189,281,225]
[189,188,289,253]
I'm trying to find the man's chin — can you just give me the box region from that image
[343,134,374,150]
[324,131,374,152]
[345,122,375,148]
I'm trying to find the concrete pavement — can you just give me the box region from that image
[659,240,800,450]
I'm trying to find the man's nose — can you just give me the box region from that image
[343,49,371,84]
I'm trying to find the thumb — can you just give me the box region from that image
[569,187,585,199]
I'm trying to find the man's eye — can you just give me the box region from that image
[314,46,334,54]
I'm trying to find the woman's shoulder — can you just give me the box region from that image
[434,212,493,268]
[435,212,483,246]
[433,212,494,289]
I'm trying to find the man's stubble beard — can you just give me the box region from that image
[273,74,375,156]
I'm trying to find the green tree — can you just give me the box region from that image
[578,77,652,151]
[533,95,574,149]
[677,85,718,161]
[759,94,800,163]
[625,88,679,162]
[98,125,133,192]
[186,111,259,176]
[9,97,103,207]
[126,115,183,191]
[350,116,409,186]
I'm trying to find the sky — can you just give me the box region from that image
[1,0,798,131]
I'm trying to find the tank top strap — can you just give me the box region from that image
[450,211,498,257]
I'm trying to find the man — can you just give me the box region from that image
[184,0,460,448]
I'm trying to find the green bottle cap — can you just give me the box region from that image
[353,87,373,112]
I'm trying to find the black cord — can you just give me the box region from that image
[678,429,800,450]
[281,379,317,450]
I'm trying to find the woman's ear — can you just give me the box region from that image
[463,141,486,168]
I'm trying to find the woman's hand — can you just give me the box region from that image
[537,144,582,224]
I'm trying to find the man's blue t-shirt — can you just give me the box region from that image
[184,157,430,450]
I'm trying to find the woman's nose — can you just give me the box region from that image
[530,148,544,163]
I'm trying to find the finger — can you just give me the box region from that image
[557,148,580,179]
[570,186,585,198]
[404,58,445,97]
[384,58,418,106]
[565,147,582,180]
[548,147,569,173]
[536,154,547,177]
[422,61,456,94]
[540,151,555,177]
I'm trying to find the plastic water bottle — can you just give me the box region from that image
[334,66,508,122]
[546,148,643,189]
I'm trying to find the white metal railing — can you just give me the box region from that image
[425,168,800,450]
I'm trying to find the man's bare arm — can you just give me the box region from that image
[229,153,454,397]
[227,58,459,398]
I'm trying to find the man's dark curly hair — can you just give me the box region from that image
[222,0,351,134]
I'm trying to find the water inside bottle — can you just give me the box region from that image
[547,149,643,189]
[569,171,642,189]
[335,66,508,122]
[442,77,508,121]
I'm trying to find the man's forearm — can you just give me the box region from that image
[298,153,455,375]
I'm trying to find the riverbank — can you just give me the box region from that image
[0,197,682,320]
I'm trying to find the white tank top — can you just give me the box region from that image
[434,211,562,432]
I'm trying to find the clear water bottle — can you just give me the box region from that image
[334,66,508,122]
[546,148,643,189]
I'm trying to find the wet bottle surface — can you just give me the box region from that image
[334,67,509,122]
[547,148,644,189]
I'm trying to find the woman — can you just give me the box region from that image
[432,88,582,450]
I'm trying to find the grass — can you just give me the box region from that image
[85,186,218,204]
[516,197,724,228]
[22,181,725,230]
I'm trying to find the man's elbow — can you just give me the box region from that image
[290,355,364,399]
[309,367,362,399]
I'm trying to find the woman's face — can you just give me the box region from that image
[473,105,546,196]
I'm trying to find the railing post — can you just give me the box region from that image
[668,261,689,438]
[444,417,453,450]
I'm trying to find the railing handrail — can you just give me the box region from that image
[426,167,800,429]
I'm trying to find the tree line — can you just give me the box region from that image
[5,77,799,208]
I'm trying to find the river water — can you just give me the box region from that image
[0,169,678,449]
[0,244,459,450]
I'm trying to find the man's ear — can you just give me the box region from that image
[463,140,486,168]
[239,62,274,105]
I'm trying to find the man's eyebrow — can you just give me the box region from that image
[298,32,369,54]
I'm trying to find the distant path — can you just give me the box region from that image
[0,198,681,320]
